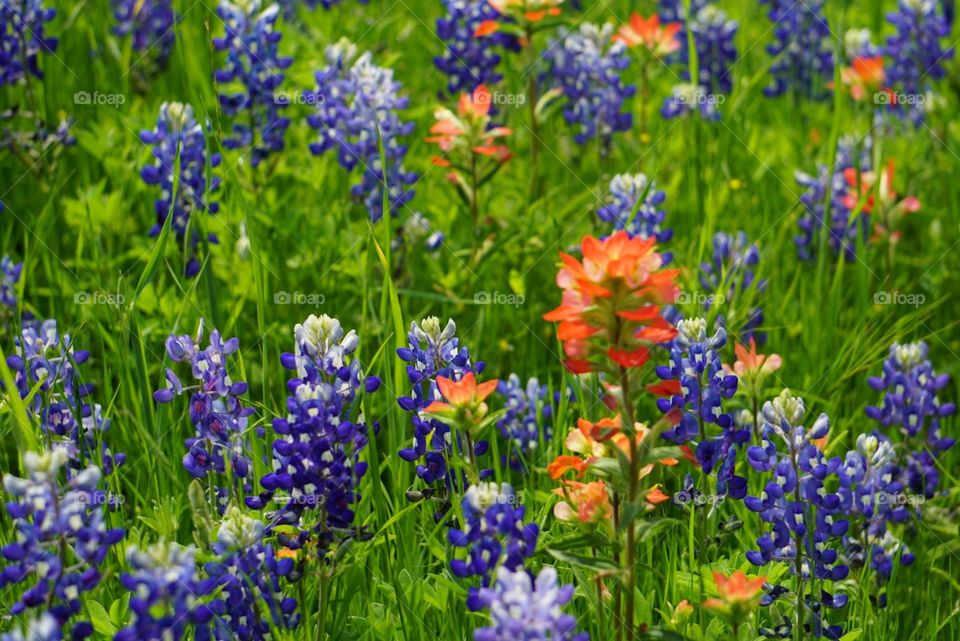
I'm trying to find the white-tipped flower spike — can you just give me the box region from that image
[464,482,513,513]
[217,506,265,550]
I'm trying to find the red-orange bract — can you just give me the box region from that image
[543,232,679,373]
[614,14,682,58]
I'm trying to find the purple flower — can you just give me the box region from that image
[495,374,555,466]
[247,314,378,552]
[663,4,736,119]
[841,434,914,586]
[396,317,488,507]
[1,450,123,639]
[213,0,291,166]
[472,566,588,641]
[744,390,847,639]
[112,0,175,74]
[760,0,834,99]
[205,508,299,640]
[307,40,417,221]
[866,341,955,498]
[115,542,214,641]
[0,613,62,641]
[0,0,58,86]
[435,0,519,95]
[140,102,222,277]
[656,318,745,497]
[544,23,634,154]
[154,321,253,502]
[6,320,124,478]
[597,173,672,258]
[885,0,954,122]
[449,483,539,610]
[699,231,766,344]
[1,254,22,308]
[795,135,872,262]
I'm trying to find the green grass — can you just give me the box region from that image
[1,1,959,640]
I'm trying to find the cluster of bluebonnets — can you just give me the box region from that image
[1,0,958,640]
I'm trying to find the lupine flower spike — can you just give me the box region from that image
[308,40,417,221]
[472,566,588,641]
[140,102,221,277]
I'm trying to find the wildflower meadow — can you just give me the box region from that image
[2,0,960,640]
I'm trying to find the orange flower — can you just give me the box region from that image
[549,416,677,478]
[553,480,612,524]
[703,571,767,617]
[543,232,679,373]
[614,14,681,57]
[426,84,512,163]
[488,0,562,25]
[728,338,782,380]
[842,160,920,241]
[645,486,671,508]
[839,56,885,101]
[424,372,498,422]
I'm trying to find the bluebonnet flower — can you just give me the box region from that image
[841,434,915,589]
[544,23,634,154]
[397,317,488,505]
[116,542,214,641]
[795,135,872,262]
[656,318,745,497]
[0,613,62,641]
[597,173,672,259]
[663,5,736,119]
[658,0,707,23]
[760,0,834,99]
[744,390,848,639]
[0,0,58,86]
[154,322,253,503]
[396,211,444,253]
[6,320,124,478]
[247,314,380,552]
[495,374,556,465]
[448,483,539,609]
[112,0,175,74]
[308,40,417,222]
[885,0,953,122]
[866,341,955,498]
[205,507,299,640]
[214,0,291,166]
[1,450,123,640]
[844,28,882,59]
[473,566,588,641]
[699,231,766,344]
[140,102,222,277]
[1,254,22,308]
[435,0,519,95]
